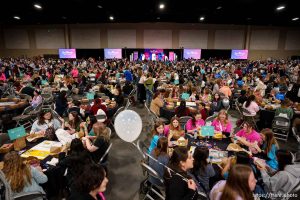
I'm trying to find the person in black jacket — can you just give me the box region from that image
[69,164,108,200]
[55,91,68,116]
[164,147,198,200]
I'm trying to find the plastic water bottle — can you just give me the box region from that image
[234,136,237,144]
[194,130,198,139]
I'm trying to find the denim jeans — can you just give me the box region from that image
[146,89,153,105]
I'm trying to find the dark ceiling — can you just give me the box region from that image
[0,0,299,27]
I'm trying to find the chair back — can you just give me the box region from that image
[136,139,148,160]
[242,107,252,116]
[107,127,112,138]
[179,116,192,129]
[273,116,290,127]
[99,143,113,164]
[140,162,164,185]
[13,191,46,200]
[292,127,300,143]
[205,115,215,126]
[101,96,110,101]
[23,106,34,115]
[112,106,125,122]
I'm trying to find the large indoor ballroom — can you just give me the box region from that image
[0,0,300,199]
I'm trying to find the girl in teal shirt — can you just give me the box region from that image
[261,129,279,171]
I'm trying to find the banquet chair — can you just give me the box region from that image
[41,93,53,109]
[101,96,110,101]
[13,191,47,200]
[144,102,169,125]
[12,106,34,130]
[272,116,291,142]
[235,100,243,117]
[292,127,300,150]
[179,116,192,130]
[98,143,113,165]
[96,92,106,98]
[110,106,125,132]
[19,93,32,102]
[205,115,216,126]
[241,108,258,129]
[136,139,149,161]
[140,162,165,200]
[107,127,112,138]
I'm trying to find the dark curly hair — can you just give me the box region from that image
[73,164,106,194]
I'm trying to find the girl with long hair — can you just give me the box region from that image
[82,122,110,163]
[2,151,48,195]
[260,129,279,171]
[258,150,300,196]
[242,95,259,117]
[186,112,205,134]
[164,147,198,200]
[211,110,232,136]
[165,116,184,146]
[190,146,215,193]
[30,109,61,135]
[210,93,223,115]
[148,121,165,153]
[149,137,169,187]
[55,90,68,116]
[210,164,257,200]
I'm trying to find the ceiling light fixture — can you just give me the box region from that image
[34,4,42,9]
[13,16,20,20]
[276,6,285,11]
[159,4,165,9]
[97,5,103,9]
[292,17,299,21]
[216,6,222,10]
[109,16,114,20]
[199,17,205,21]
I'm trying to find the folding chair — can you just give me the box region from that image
[145,102,169,124]
[12,106,34,130]
[205,115,216,126]
[13,191,47,200]
[272,116,290,142]
[98,143,113,165]
[179,116,192,130]
[241,108,258,129]
[140,162,165,200]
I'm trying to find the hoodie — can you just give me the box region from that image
[261,164,300,198]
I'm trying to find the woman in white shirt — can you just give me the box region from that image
[242,95,259,117]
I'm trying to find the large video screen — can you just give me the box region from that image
[231,50,248,59]
[59,49,76,59]
[104,49,122,59]
[183,49,201,59]
[144,49,164,61]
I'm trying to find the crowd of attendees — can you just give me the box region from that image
[0,56,300,199]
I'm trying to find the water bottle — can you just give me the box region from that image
[194,130,198,139]
[234,136,237,144]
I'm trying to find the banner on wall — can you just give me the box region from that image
[104,49,122,59]
[59,49,76,59]
[231,50,248,59]
[144,49,164,61]
[169,52,175,61]
[183,49,201,59]
[133,51,138,61]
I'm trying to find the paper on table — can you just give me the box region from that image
[46,158,59,166]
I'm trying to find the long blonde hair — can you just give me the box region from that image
[216,109,229,125]
[2,151,32,192]
[93,122,110,142]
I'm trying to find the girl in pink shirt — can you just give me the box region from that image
[235,121,262,153]
[0,72,6,81]
[186,112,205,134]
[211,110,232,134]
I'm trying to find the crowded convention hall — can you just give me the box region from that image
[0,0,300,200]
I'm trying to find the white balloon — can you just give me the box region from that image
[222,98,230,108]
[114,110,142,142]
